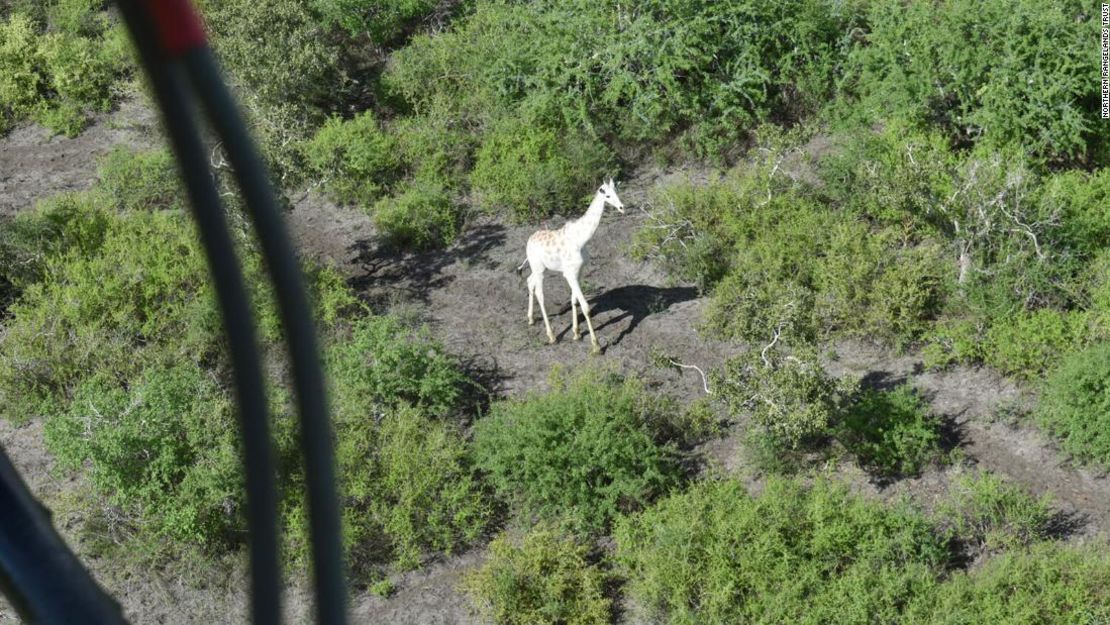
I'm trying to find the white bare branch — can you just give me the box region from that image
[761,325,782,368]
[667,359,712,395]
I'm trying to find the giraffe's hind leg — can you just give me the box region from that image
[527,274,535,325]
[570,295,580,340]
[531,273,556,344]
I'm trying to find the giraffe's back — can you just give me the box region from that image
[526,228,568,273]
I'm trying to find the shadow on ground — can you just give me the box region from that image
[554,285,699,345]
[347,224,507,307]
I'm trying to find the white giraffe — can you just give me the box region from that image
[515,178,625,353]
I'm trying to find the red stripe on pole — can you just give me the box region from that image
[146,0,207,57]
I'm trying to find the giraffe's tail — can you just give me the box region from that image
[515,257,528,276]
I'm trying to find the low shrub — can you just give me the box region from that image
[837,385,942,478]
[44,363,243,547]
[637,145,946,347]
[385,1,862,157]
[372,179,459,249]
[910,542,1110,624]
[0,191,113,297]
[717,344,854,457]
[0,147,488,577]
[0,207,217,423]
[312,314,490,573]
[615,477,949,625]
[981,309,1090,380]
[304,111,403,206]
[470,115,611,222]
[1042,168,1110,256]
[935,471,1054,555]
[199,0,348,175]
[630,174,736,291]
[312,0,439,43]
[95,147,184,213]
[471,369,680,533]
[325,314,467,419]
[462,525,611,625]
[390,108,474,186]
[1035,343,1110,469]
[0,8,130,136]
[921,318,987,371]
[841,0,1098,165]
[297,403,492,574]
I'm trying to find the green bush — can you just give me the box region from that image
[95,147,184,213]
[0,208,217,423]
[471,370,680,532]
[1042,168,1110,256]
[630,173,736,291]
[812,225,945,347]
[391,107,475,186]
[0,191,113,296]
[470,115,611,221]
[462,525,611,625]
[909,542,1110,624]
[717,344,854,456]
[935,471,1054,555]
[45,0,108,36]
[822,128,1075,316]
[304,111,403,206]
[299,403,492,573]
[636,142,946,347]
[981,309,1090,380]
[312,0,439,43]
[44,363,243,546]
[0,13,50,133]
[837,385,942,478]
[311,314,490,573]
[922,318,986,372]
[615,477,948,625]
[1035,343,1110,469]
[0,8,130,136]
[199,0,347,175]
[372,179,459,249]
[0,147,491,577]
[817,123,955,234]
[386,1,862,156]
[842,0,1098,164]
[325,314,467,418]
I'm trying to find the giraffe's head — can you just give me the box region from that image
[598,178,624,213]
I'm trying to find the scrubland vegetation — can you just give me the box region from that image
[2,0,1110,623]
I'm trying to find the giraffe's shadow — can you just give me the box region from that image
[555,284,699,346]
[347,223,506,306]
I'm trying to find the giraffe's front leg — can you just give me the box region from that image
[570,296,580,340]
[566,275,599,354]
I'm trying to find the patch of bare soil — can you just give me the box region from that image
[0,97,158,216]
[352,549,487,625]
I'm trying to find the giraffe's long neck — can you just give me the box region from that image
[565,193,605,251]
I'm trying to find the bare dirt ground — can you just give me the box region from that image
[3,107,1110,624]
[0,97,157,216]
